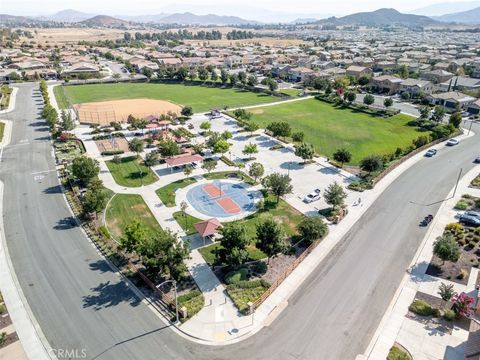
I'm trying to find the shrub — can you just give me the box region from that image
[0,304,5,315]
[409,299,434,316]
[457,269,468,280]
[177,290,202,304]
[443,309,455,321]
[445,223,464,234]
[387,345,411,360]
[224,268,249,284]
[253,261,267,275]
[220,156,235,166]
[454,200,469,210]
[101,150,124,156]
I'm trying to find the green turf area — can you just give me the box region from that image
[245,98,420,165]
[53,85,70,108]
[177,290,204,321]
[106,156,158,187]
[203,171,255,185]
[195,193,303,265]
[156,178,196,207]
[279,88,302,97]
[173,211,200,235]
[56,83,280,113]
[105,194,163,239]
[0,122,4,142]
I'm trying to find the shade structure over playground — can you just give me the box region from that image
[193,218,222,238]
[165,154,203,167]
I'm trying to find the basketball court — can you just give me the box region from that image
[74,98,182,125]
[184,180,262,220]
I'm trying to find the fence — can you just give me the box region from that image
[252,236,324,311]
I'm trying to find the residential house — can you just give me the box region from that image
[370,75,403,95]
[421,69,454,84]
[271,64,292,79]
[346,65,372,79]
[400,79,433,96]
[288,67,315,82]
[427,91,476,110]
[467,99,480,115]
[438,76,480,92]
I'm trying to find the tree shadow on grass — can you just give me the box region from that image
[82,280,142,310]
[126,171,150,180]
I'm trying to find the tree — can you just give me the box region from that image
[449,112,462,128]
[217,223,249,267]
[200,121,211,132]
[438,282,456,305]
[383,97,393,108]
[175,67,188,81]
[358,75,370,86]
[419,106,430,119]
[345,91,356,104]
[323,182,347,210]
[333,148,352,167]
[249,162,264,182]
[255,218,287,263]
[158,139,180,158]
[245,121,259,136]
[221,130,232,140]
[213,139,230,154]
[61,110,74,131]
[247,75,258,87]
[266,121,291,140]
[363,94,375,106]
[360,155,383,173]
[243,143,258,160]
[397,64,409,79]
[202,159,217,173]
[144,151,159,167]
[431,105,446,122]
[121,220,149,253]
[183,165,193,177]
[71,156,99,185]
[295,142,315,163]
[81,179,107,218]
[297,217,328,245]
[433,234,460,264]
[220,69,229,84]
[180,200,188,230]
[198,67,209,82]
[238,71,247,87]
[181,106,193,117]
[129,138,144,158]
[262,173,293,203]
[292,132,305,142]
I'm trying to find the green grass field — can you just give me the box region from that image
[105,194,163,239]
[105,156,158,187]
[156,177,196,207]
[247,99,421,165]
[0,122,5,142]
[55,83,280,112]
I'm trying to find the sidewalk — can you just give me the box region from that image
[62,85,476,345]
[359,164,480,360]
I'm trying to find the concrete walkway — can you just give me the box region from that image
[359,164,480,360]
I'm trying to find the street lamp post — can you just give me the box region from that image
[156,280,179,323]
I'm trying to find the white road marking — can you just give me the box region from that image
[33,175,45,181]
[31,169,56,175]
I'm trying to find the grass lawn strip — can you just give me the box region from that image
[245,98,420,165]
[0,122,4,142]
[155,177,196,207]
[106,156,158,187]
[177,290,204,321]
[56,83,280,113]
[173,211,200,235]
[203,171,255,185]
[105,194,163,239]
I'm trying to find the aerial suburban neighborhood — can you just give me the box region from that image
[1,1,480,359]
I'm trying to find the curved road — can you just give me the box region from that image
[2,83,479,360]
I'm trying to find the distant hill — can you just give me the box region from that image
[0,14,44,25]
[80,15,130,27]
[39,9,95,22]
[433,6,480,24]
[153,12,257,25]
[292,18,318,24]
[316,8,438,27]
[411,1,480,16]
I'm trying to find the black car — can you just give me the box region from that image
[459,214,480,226]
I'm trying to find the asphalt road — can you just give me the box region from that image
[2,83,479,360]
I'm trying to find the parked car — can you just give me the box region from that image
[303,189,321,203]
[459,214,480,226]
[464,211,480,219]
[446,138,460,146]
[474,156,480,163]
[425,149,437,157]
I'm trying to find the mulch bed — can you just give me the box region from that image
[0,314,12,329]
[426,247,478,285]
[0,332,19,349]
[407,291,471,334]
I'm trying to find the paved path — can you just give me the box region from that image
[229,95,314,111]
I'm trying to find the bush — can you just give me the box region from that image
[0,304,5,315]
[220,156,235,166]
[101,150,124,156]
[177,289,202,304]
[457,269,468,280]
[443,309,455,321]
[387,345,411,360]
[454,200,469,210]
[445,223,464,234]
[224,268,249,284]
[253,261,268,275]
[409,299,434,316]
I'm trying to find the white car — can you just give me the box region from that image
[303,189,321,203]
[446,138,460,146]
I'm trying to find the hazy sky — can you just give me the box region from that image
[2,0,475,18]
